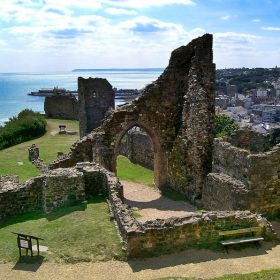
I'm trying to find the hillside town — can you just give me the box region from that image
[215,67,280,133]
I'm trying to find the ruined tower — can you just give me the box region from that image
[78,77,115,138]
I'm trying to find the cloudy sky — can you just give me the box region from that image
[0,0,279,72]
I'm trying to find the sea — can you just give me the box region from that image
[0,69,163,127]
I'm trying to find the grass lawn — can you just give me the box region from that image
[0,196,125,263]
[161,269,280,279]
[116,155,154,186]
[0,118,79,182]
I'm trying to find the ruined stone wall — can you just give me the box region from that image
[0,164,276,257]
[203,135,280,215]
[96,166,274,257]
[249,145,280,214]
[44,94,79,120]
[79,78,115,137]
[212,139,250,184]
[202,173,249,211]
[50,34,216,202]
[43,168,85,212]
[118,131,154,170]
[227,127,271,153]
[0,169,86,219]
[0,176,43,219]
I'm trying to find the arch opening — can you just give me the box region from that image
[112,121,165,188]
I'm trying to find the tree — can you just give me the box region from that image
[214,114,238,137]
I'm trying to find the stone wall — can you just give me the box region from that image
[227,127,271,153]
[0,169,86,219]
[202,173,249,211]
[203,133,280,215]
[44,94,79,120]
[118,131,154,170]
[50,34,216,203]
[78,78,115,138]
[92,166,274,257]
[43,168,85,212]
[0,176,44,219]
[0,164,276,257]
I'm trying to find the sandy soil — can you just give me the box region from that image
[122,180,197,222]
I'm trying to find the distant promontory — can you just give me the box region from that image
[72,68,164,72]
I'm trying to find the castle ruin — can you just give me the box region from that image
[1,34,278,257]
[51,33,216,202]
[78,77,115,138]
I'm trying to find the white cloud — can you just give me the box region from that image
[104,0,196,9]
[214,32,261,45]
[252,19,261,23]
[43,0,102,10]
[261,26,280,31]
[220,15,230,21]
[0,40,6,47]
[105,7,137,15]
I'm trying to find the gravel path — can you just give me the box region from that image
[122,180,197,222]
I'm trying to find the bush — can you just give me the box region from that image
[0,109,46,150]
[214,114,238,137]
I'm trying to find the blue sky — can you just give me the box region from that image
[0,0,279,72]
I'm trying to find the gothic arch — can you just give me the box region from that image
[112,121,167,188]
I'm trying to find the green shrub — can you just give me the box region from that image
[0,109,46,150]
[215,114,238,137]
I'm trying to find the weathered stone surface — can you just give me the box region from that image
[0,169,86,219]
[50,34,216,202]
[0,176,44,219]
[227,127,271,153]
[44,94,79,120]
[0,163,276,257]
[0,175,19,190]
[28,144,39,161]
[43,168,85,212]
[204,134,280,215]
[78,78,115,137]
[118,130,154,170]
[202,173,249,211]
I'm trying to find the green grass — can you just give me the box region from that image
[160,187,187,201]
[159,269,280,279]
[116,155,154,186]
[0,118,79,182]
[0,197,125,263]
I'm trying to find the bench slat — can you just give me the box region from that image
[218,227,261,236]
[220,237,264,246]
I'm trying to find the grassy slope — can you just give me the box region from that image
[116,155,154,186]
[161,269,280,279]
[0,197,124,263]
[0,119,79,182]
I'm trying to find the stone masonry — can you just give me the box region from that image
[50,34,216,202]
[202,127,280,216]
[1,164,275,257]
[118,130,154,170]
[44,94,79,120]
[78,77,115,138]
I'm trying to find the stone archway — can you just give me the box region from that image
[50,34,215,202]
[112,121,166,188]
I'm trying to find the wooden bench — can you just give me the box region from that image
[12,232,44,257]
[219,227,264,252]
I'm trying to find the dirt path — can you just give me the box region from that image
[1,241,280,280]
[122,180,196,222]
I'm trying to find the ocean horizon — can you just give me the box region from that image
[0,69,163,126]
